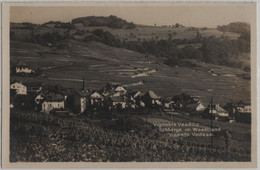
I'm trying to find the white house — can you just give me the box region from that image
[243,105,251,113]
[41,93,65,113]
[10,82,27,95]
[186,101,205,112]
[42,100,65,113]
[90,91,104,106]
[208,103,229,117]
[235,102,251,114]
[15,61,35,74]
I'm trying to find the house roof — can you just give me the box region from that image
[164,97,174,103]
[235,101,251,107]
[114,86,127,92]
[110,91,126,97]
[11,82,26,86]
[214,105,227,112]
[76,90,89,97]
[133,91,144,98]
[24,82,42,88]
[205,104,228,113]
[146,91,160,99]
[44,93,64,102]
[90,91,104,99]
[45,98,64,102]
[16,61,27,67]
[186,103,199,109]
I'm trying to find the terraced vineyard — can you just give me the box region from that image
[11,39,250,105]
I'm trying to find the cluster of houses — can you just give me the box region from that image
[10,78,251,123]
[9,61,251,122]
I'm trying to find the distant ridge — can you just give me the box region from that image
[71,15,136,29]
[217,22,250,34]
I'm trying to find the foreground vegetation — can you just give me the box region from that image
[10,110,251,162]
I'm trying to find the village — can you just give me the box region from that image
[10,61,251,124]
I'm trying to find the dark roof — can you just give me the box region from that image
[76,90,89,97]
[44,93,64,102]
[45,98,64,102]
[235,101,251,107]
[16,61,27,66]
[11,81,25,86]
[163,97,174,103]
[186,103,199,109]
[16,61,31,69]
[24,82,42,88]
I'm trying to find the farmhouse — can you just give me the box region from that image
[15,61,35,74]
[186,101,205,112]
[10,82,27,95]
[41,93,65,113]
[230,101,251,123]
[234,101,251,113]
[74,90,89,113]
[42,99,65,113]
[204,103,229,117]
[90,91,104,107]
[141,91,161,107]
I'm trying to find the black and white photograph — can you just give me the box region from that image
[2,2,257,168]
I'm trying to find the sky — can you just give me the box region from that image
[10,3,255,27]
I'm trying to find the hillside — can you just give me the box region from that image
[217,22,250,34]
[10,18,250,72]
[10,39,250,105]
[10,17,251,104]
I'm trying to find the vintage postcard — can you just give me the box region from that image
[1,2,257,168]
